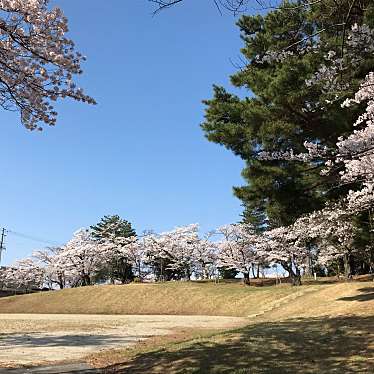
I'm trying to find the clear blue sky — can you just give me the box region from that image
[1,0,248,264]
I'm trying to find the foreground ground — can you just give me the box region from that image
[94,281,374,373]
[0,314,244,367]
[0,279,373,373]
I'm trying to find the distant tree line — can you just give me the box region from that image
[1,210,372,290]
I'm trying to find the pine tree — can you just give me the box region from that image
[91,215,136,240]
[201,0,374,228]
[91,215,136,284]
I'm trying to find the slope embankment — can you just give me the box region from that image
[0,280,372,318]
[0,281,320,316]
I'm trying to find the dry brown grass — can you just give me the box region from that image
[87,328,220,369]
[104,314,374,374]
[92,282,374,373]
[0,281,318,316]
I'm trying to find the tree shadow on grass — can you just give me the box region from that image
[338,287,374,302]
[103,315,374,374]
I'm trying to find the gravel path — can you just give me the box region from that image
[0,314,245,367]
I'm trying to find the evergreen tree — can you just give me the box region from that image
[91,215,136,240]
[201,0,374,228]
[91,215,136,284]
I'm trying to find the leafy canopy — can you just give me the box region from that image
[201,0,373,227]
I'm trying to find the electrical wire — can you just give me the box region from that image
[7,230,61,246]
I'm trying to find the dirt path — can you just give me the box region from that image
[0,314,245,367]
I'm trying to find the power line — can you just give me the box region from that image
[7,230,61,246]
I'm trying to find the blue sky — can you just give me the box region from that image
[1,0,248,264]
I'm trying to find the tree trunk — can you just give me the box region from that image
[251,265,256,279]
[291,274,302,286]
[287,265,302,286]
[58,275,64,289]
[202,263,206,280]
[243,272,250,285]
[343,254,352,280]
[186,267,191,281]
[281,261,301,286]
[138,263,142,280]
[82,274,91,286]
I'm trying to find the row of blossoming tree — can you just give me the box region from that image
[0,206,368,290]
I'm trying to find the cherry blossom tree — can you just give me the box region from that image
[259,226,310,286]
[149,224,200,280]
[54,228,111,286]
[300,206,359,277]
[216,223,259,284]
[105,235,145,281]
[338,73,374,212]
[193,236,217,279]
[2,258,44,291]
[33,247,67,289]
[142,231,173,281]
[0,0,95,130]
[142,224,218,281]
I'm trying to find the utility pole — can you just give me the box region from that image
[0,228,6,264]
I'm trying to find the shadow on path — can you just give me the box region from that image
[0,334,149,349]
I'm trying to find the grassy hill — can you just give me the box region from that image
[0,280,372,318]
[0,281,316,316]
